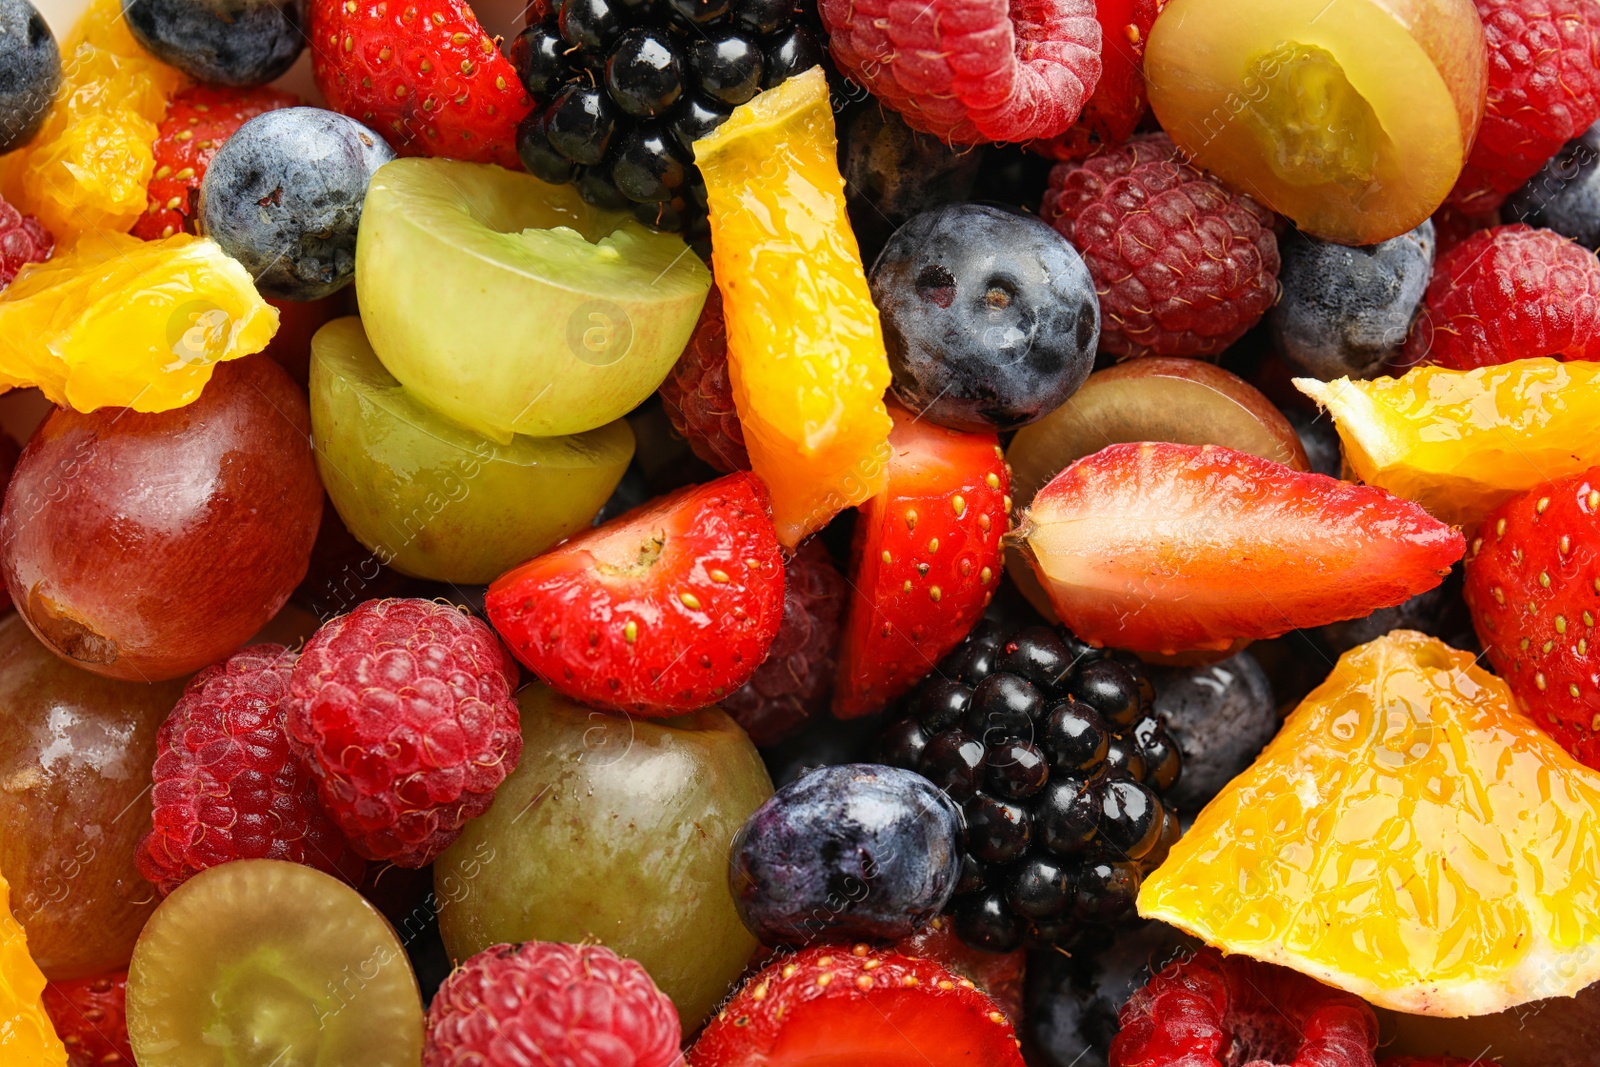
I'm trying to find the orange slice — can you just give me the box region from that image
[1140,630,1600,1017]
[0,870,68,1066]
[694,67,893,549]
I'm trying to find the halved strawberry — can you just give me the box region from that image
[1013,442,1464,656]
[485,472,785,715]
[833,407,1011,718]
[42,971,134,1067]
[688,945,1025,1067]
[894,917,1026,1025]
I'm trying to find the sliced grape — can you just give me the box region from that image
[126,859,423,1067]
[310,317,635,583]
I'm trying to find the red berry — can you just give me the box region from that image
[1043,133,1279,360]
[1449,0,1600,214]
[486,472,787,716]
[424,942,681,1067]
[308,0,532,167]
[819,0,1101,144]
[1109,948,1379,1067]
[721,540,847,747]
[285,598,523,868]
[1381,1060,1477,1067]
[690,945,1024,1066]
[893,916,1026,1025]
[834,406,1010,718]
[1405,224,1600,371]
[137,644,365,896]
[0,192,52,292]
[131,84,299,242]
[42,971,134,1067]
[1029,0,1170,162]
[658,287,750,474]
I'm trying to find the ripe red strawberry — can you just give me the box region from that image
[309,0,531,167]
[486,472,786,716]
[1014,442,1465,656]
[1463,469,1600,770]
[833,407,1011,718]
[894,917,1025,1024]
[42,972,134,1067]
[688,945,1025,1067]
[1030,0,1170,162]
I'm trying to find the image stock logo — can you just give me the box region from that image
[567,300,633,368]
[168,301,236,366]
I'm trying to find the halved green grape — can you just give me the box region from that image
[310,317,635,583]
[126,859,423,1067]
[356,159,711,442]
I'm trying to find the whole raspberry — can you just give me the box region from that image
[1029,0,1171,162]
[721,541,846,747]
[1404,225,1600,370]
[820,0,1102,145]
[1450,0,1600,214]
[1043,134,1279,360]
[657,287,750,474]
[42,972,134,1067]
[285,598,523,868]
[137,644,366,896]
[1110,948,1379,1067]
[423,942,681,1067]
[0,193,52,292]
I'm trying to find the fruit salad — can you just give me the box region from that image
[6,0,1600,1064]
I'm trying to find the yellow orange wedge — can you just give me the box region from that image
[1140,630,1600,1017]
[1297,358,1600,528]
[0,871,68,1066]
[694,67,893,549]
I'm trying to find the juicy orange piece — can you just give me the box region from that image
[0,233,278,413]
[1140,630,1600,1017]
[0,871,68,1066]
[694,67,893,549]
[1296,358,1600,528]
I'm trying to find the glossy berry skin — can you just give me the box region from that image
[1043,133,1279,360]
[122,0,305,86]
[729,764,963,945]
[42,971,134,1067]
[1505,120,1600,249]
[1268,221,1435,381]
[871,204,1099,432]
[199,108,395,301]
[0,192,51,292]
[0,0,59,155]
[423,942,681,1067]
[137,645,365,897]
[285,598,523,868]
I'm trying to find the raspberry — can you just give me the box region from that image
[285,598,523,868]
[1029,0,1170,162]
[136,645,366,897]
[1404,225,1600,370]
[819,0,1102,145]
[1380,1060,1476,1067]
[423,942,681,1067]
[1043,134,1280,360]
[42,972,133,1067]
[1428,203,1500,258]
[1450,0,1600,214]
[721,540,847,747]
[1109,948,1380,1067]
[658,287,750,474]
[0,193,52,293]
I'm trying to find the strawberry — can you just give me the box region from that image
[485,471,786,716]
[1463,468,1600,770]
[132,84,300,242]
[894,916,1026,1025]
[687,945,1026,1067]
[42,971,134,1067]
[833,406,1011,718]
[1030,0,1170,162]
[1013,442,1465,656]
[308,0,531,168]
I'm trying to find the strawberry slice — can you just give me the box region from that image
[894,917,1026,1025]
[1014,442,1464,656]
[42,971,134,1067]
[833,407,1011,718]
[688,945,1025,1067]
[485,472,785,716]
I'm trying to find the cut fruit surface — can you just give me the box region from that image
[694,67,894,549]
[126,859,423,1067]
[1145,0,1486,245]
[1140,630,1600,1016]
[1296,358,1600,528]
[0,870,68,1066]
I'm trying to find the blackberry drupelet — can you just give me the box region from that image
[510,0,828,237]
[879,621,1184,953]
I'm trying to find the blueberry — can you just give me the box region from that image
[198,108,394,302]
[1267,220,1435,381]
[122,0,305,86]
[728,764,963,945]
[871,203,1099,432]
[0,0,58,156]
[1149,651,1277,816]
[1506,120,1600,250]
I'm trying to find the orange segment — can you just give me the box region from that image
[1140,630,1600,1017]
[0,871,68,1066]
[1296,358,1600,528]
[694,67,893,549]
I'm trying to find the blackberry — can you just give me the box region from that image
[879,622,1184,953]
[509,0,827,237]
